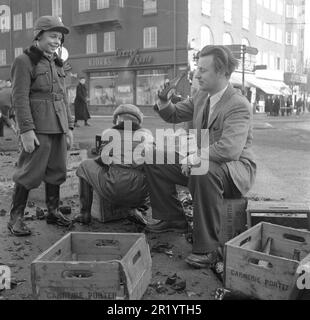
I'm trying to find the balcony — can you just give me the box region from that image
[72,1,123,30]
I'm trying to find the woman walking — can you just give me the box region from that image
[74,77,91,127]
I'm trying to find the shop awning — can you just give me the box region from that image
[231,72,292,96]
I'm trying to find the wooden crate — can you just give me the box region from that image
[31,232,152,300]
[91,192,129,223]
[247,202,310,230]
[28,150,88,203]
[224,222,310,300]
[220,198,248,244]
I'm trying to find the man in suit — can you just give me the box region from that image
[144,45,256,268]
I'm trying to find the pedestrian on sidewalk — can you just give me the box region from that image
[74,77,91,127]
[8,16,75,237]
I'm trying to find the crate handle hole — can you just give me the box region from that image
[283,234,306,243]
[95,239,120,248]
[62,270,93,279]
[249,258,273,269]
[132,250,141,265]
[240,236,252,247]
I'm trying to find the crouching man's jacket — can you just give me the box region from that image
[11,45,74,135]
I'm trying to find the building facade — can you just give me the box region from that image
[188,0,306,107]
[0,0,189,114]
[0,0,307,113]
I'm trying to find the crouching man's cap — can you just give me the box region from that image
[113,104,144,125]
[34,16,70,39]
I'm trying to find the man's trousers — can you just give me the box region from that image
[144,161,242,254]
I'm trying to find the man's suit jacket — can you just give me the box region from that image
[158,84,256,195]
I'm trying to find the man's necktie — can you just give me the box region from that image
[202,96,211,129]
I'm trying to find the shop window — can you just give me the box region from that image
[136,69,168,106]
[89,71,134,106]
[143,0,157,15]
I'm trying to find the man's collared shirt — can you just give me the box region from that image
[208,85,228,122]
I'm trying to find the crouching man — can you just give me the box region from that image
[74,104,152,224]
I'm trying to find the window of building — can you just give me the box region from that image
[269,53,275,69]
[97,0,109,9]
[242,0,250,30]
[13,14,23,31]
[104,32,115,52]
[14,47,23,58]
[257,0,262,6]
[202,0,211,16]
[79,0,90,12]
[0,50,6,65]
[263,0,270,9]
[270,0,276,11]
[277,0,283,15]
[143,26,157,48]
[286,4,294,18]
[286,32,292,45]
[119,0,124,7]
[276,28,283,43]
[201,25,214,48]
[223,32,233,45]
[256,20,262,37]
[242,38,250,46]
[263,52,268,66]
[86,34,97,54]
[224,0,232,24]
[293,32,298,46]
[52,0,62,17]
[137,69,168,105]
[276,56,281,70]
[270,25,276,42]
[0,7,10,33]
[263,22,269,39]
[143,0,157,15]
[25,12,33,29]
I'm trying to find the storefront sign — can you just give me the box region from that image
[89,57,113,67]
[115,48,153,66]
[284,72,307,85]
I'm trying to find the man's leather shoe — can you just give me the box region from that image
[185,251,220,269]
[145,220,188,234]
